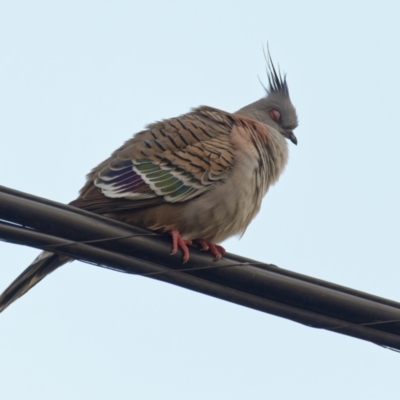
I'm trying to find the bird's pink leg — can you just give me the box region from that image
[169,230,192,263]
[169,231,226,262]
[195,240,226,260]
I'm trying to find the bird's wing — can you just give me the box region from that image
[73,106,237,213]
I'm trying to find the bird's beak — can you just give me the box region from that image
[285,130,297,145]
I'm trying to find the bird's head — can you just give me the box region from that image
[235,51,298,145]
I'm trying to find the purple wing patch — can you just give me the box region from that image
[95,158,153,197]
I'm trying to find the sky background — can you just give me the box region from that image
[1,1,400,399]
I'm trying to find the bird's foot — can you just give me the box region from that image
[194,240,226,260]
[169,231,226,262]
[169,230,192,263]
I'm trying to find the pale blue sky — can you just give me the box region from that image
[1,1,400,399]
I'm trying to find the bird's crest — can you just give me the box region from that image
[261,46,289,95]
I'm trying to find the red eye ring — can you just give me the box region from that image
[269,109,281,123]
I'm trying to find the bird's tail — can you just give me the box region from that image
[0,251,72,312]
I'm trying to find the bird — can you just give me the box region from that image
[0,52,298,312]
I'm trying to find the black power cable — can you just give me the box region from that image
[1,185,400,350]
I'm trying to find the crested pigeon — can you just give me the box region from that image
[0,54,298,312]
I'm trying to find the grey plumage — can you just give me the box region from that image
[0,54,298,312]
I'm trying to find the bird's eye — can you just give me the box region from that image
[269,109,281,123]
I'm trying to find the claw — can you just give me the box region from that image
[169,230,192,263]
[195,240,226,260]
[169,231,226,262]
[196,239,210,252]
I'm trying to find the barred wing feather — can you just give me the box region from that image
[95,107,235,203]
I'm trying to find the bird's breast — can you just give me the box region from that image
[179,148,266,243]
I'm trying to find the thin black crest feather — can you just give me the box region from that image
[262,45,289,95]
